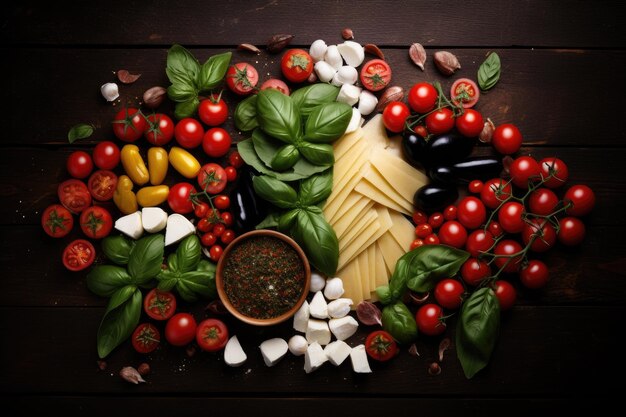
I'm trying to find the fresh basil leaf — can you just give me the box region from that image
[401,245,470,293]
[256,89,300,143]
[375,285,392,305]
[97,286,142,358]
[67,123,94,144]
[197,52,232,92]
[256,211,281,230]
[278,209,300,233]
[167,82,197,102]
[196,259,216,275]
[156,276,177,291]
[456,287,500,378]
[101,235,135,265]
[382,301,418,344]
[290,207,338,276]
[298,170,333,206]
[166,44,201,89]
[251,128,282,169]
[299,142,334,166]
[128,234,165,284]
[176,235,201,274]
[177,270,216,302]
[388,257,411,301]
[304,102,352,143]
[291,84,340,118]
[252,175,298,209]
[167,253,179,273]
[86,265,133,297]
[477,52,501,91]
[234,95,259,132]
[174,97,200,120]
[271,144,300,171]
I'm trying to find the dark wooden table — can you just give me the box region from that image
[2,1,626,415]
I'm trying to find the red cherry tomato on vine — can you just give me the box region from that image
[468,180,484,194]
[226,62,258,95]
[492,123,522,155]
[360,59,392,92]
[564,185,596,217]
[382,101,410,133]
[168,183,196,214]
[457,196,487,230]
[224,166,237,182]
[201,232,217,247]
[558,217,586,246]
[408,82,438,113]
[228,151,244,169]
[412,210,428,225]
[424,234,440,245]
[443,205,457,220]
[465,230,495,258]
[428,212,444,229]
[522,219,557,252]
[509,156,541,188]
[493,240,524,273]
[461,258,491,286]
[488,221,503,237]
[221,229,236,245]
[498,201,526,234]
[415,223,433,239]
[112,107,147,143]
[281,49,314,83]
[194,202,209,218]
[220,212,234,227]
[197,163,227,194]
[144,113,174,146]
[209,245,224,262]
[438,220,467,248]
[198,218,213,233]
[66,151,93,179]
[165,313,197,346]
[203,127,232,158]
[450,78,480,108]
[434,279,465,310]
[415,304,446,336]
[213,195,230,210]
[520,260,550,289]
[198,95,228,126]
[539,157,569,188]
[425,108,455,135]
[175,118,204,149]
[494,281,516,310]
[481,178,512,209]
[529,188,559,215]
[455,109,484,137]
[92,141,120,170]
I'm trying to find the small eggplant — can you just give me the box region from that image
[413,184,459,213]
[230,167,269,233]
[401,131,428,166]
[430,156,502,184]
[426,133,475,166]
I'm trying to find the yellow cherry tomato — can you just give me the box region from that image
[169,146,201,178]
[147,147,168,185]
[121,144,149,186]
[113,175,138,214]
[136,185,170,207]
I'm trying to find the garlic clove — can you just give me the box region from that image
[119,366,146,384]
[327,298,353,318]
[357,90,378,116]
[288,335,308,356]
[101,83,119,102]
[324,277,345,300]
[336,84,362,106]
[345,108,363,134]
[324,45,343,70]
[310,271,326,292]
[337,41,365,67]
[314,61,337,83]
[309,39,328,63]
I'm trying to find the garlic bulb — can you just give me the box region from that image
[100,83,119,102]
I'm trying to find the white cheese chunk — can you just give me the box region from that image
[337,84,361,106]
[141,207,167,233]
[114,211,143,239]
[304,342,327,373]
[329,316,359,341]
[314,60,337,83]
[293,300,309,333]
[345,107,364,134]
[324,340,352,366]
[165,214,195,246]
[324,277,345,300]
[332,65,358,87]
[309,39,328,62]
[309,291,328,319]
[358,90,378,116]
[288,335,308,356]
[310,272,326,292]
[224,335,247,367]
[337,41,365,67]
[327,298,353,318]
[350,344,372,373]
[306,319,331,346]
[259,338,288,367]
[324,45,343,70]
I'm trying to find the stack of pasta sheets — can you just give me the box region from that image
[323,115,429,305]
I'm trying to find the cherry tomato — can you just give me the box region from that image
[498,201,526,234]
[413,125,429,139]
[194,202,209,218]
[539,157,569,189]
[434,279,465,310]
[492,123,522,155]
[112,107,147,142]
[443,205,457,220]
[493,240,524,273]
[144,113,174,146]
[88,170,118,202]
[365,330,398,361]
[41,204,74,238]
[481,178,512,209]
[198,94,228,126]
[428,212,444,229]
[165,313,197,347]
[360,59,392,92]
[520,260,550,289]
[174,118,204,149]
[226,62,259,95]
[457,196,487,230]
[213,195,230,210]
[201,232,217,247]
[209,244,223,262]
[196,318,229,352]
[415,223,433,239]
[465,230,495,258]
[144,289,177,321]
[468,180,484,194]
[461,258,491,286]
[522,218,557,252]
[416,304,446,336]
[58,179,91,214]
[221,229,236,245]
[488,221,503,237]
[167,183,196,214]
[410,239,425,250]
[529,188,559,215]
[564,185,596,217]
[382,101,410,133]
[62,239,95,271]
[450,78,480,108]
[228,151,244,169]
[438,220,468,248]
[425,108,455,135]
[202,127,232,158]
[132,323,160,354]
[213,223,226,237]
[79,206,113,239]
[260,78,290,95]
[92,141,120,170]
[224,166,237,182]
[281,49,313,83]
[408,82,438,113]
[494,281,516,310]
[509,156,541,188]
[66,151,93,179]
[558,217,586,246]
[197,163,227,194]
[197,218,213,233]
[456,109,484,138]
[424,234,440,245]
[412,210,428,225]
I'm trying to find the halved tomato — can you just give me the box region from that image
[144,289,177,321]
[58,179,92,214]
[360,59,392,92]
[62,239,95,271]
[87,170,118,201]
[132,323,160,354]
[451,78,480,108]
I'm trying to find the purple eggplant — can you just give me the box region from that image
[413,184,459,213]
[430,156,503,184]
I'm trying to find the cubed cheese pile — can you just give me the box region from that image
[322,115,429,305]
[114,208,196,246]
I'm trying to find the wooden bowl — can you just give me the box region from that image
[215,229,311,326]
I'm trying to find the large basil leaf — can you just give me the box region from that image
[67,123,94,144]
[101,235,135,265]
[166,44,200,89]
[299,142,334,166]
[291,84,340,118]
[197,52,231,92]
[271,144,300,171]
[456,287,500,378]
[304,102,352,143]
[256,89,300,143]
[176,270,215,302]
[252,175,298,209]
[167,82,197,102]
[375,285,392,305]
[382,301,418,344]
[401,245,470,293]
[176,235,201,274]
[256,211,280,230]
[290,207,338,276]
[388,257,411,302]
[86,265,133,297]
[97,286,142,358]
[174,97,200,119]
[156,269,178,292]
[278,208,300,233]
[234,95,259,132]
[128,234,165,284]
[298,170,333,206]
[251,128,282,169]
[477,52,501,91]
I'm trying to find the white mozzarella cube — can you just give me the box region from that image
[327,298,353,319]
[141,207,167,233]
[314,60,337,83]
[165,214,195,246]
[293,300,309,333]
[288,335,308,356]
[358,90,378,116]
[324,45,343,70]
[324,340,352,366]
[309,39,328,62]
[114,211,143,239]
[304,342,327,373]
[350,345,372,373]
[337,41,365,67]
[306,319,331,346]
[309,291,328,319]
[259,338,288,367]
[329,316,359,341]
[337,84,361,106]
[224,336,247,367]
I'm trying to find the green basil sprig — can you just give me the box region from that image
[381,301,418,344]
[477,52,501,91]
[291,83,340,119]
[234,95,259,132]
[165,44,232,119]
[67,123,95,144]
[456,287,500,378]
[101,235,135,266]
